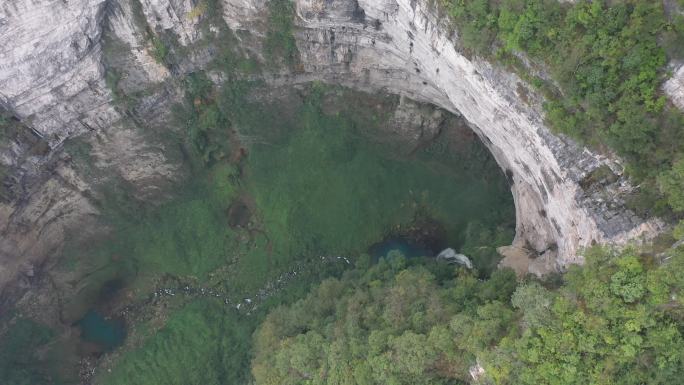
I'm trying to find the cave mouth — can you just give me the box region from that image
[11,83,515,382]
[368,216,448,261]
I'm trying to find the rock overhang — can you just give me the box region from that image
[0,0,666,284]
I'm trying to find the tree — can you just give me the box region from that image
[511,282,554,328]
[659,159,684,212]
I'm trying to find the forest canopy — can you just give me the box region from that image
[253,246,684,385]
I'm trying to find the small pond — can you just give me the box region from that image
[77,310,127,352]
[369,236,437,260]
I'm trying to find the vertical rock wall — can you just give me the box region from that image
[0,0,118,142]
[224,0,663,272]
[0,0,667,298]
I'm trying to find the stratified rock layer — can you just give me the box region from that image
[0,0,667,296]
[0,0,117,142]
[226,0,663,271]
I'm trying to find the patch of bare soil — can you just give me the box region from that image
[497,245,533,277]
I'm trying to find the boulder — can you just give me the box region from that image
[436,248,473,269]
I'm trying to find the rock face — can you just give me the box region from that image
[436,248,473,269]
[0,0,667,297]
[665,63,684,112]
[247,0,664,271]
[0,0,118,143]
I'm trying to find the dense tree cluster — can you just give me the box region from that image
[487,247,684,384]
[442,0,684,217]
[253,245,684,384]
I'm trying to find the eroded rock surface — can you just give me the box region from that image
[665,63,684,112]
[266,0,664,271]
[0,0,667,300]
[0,0,118,142]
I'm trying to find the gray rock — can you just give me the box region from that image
[0,0,666,298]
[436,248,473,269]
[664,63,684,112]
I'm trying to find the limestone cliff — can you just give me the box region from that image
[0,0,668,298]
[665,63,684,112]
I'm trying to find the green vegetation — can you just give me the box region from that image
[253,245,684,385]
[105,68,125,105]
[176,71,227,164]
[264,0,299,67]
[442,0,684,215]
[100,169,240,278]
[244,87,513,272]
[253,255,517,385]
[96,255,351,385]
[0,318,55,385]
[187,1,209,20]
[0,113,9,201]
[14,3,684,384]
[100,300,253,385]
[63,79,513,385]
[659,159,684,213]
[209,27,261,75]
[150,35,170,65]
[75,80,512,294]
[658,158,684,241]
[0,113,9,142]
[489,247,684,384]
[127,0,176,67]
